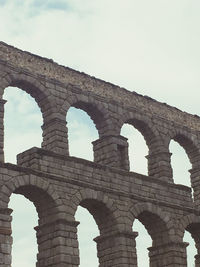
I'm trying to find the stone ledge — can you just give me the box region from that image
[0,162,194,215]
[34,219,80,232]
[17,146,191,192]
[148,241,189,252]
[94,231,138,243]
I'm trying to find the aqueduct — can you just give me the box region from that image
[0,41,200,266]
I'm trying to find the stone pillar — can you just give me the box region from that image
[146,152,173,183]
[194,237,200,267]
[94,231,138,267]
[35,219,79,267]
[93,135,129,171]
[195,255,200,267]
[0,99,6,162]
[148,241,188,267]
[41,118,69,156]
[0,208,12,267]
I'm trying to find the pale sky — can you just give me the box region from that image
[1,0,200,266]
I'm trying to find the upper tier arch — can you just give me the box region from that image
[118,110,164,154]
[61,92,115,137]
[166,129,200,167]
[0,72,54,117]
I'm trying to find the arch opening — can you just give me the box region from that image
[3,86,43,164]
[133,218,152,266]
[183,230,196,267]
[66,106,98,161]
[121,123,148,174]
[169,139,192,187]
[75,206,99,267]
[9,193,38,267]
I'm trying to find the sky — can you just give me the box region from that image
[0,0,200,266]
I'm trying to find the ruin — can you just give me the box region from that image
[0,41,200,266]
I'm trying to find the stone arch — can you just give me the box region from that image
[0,174,64,224]
[118,111,170,178]
[130,202,174,245]
[177,213,200,264]
[178,213,200,240]
[167,129,200,167]
[0,72,65,155]
[167,129,200,193]
[118,110,163,154]
[70,189,132,266]
[0,72,54,116]
[70,189,120,235]
[61,92,114,137]
[1,174,72,267]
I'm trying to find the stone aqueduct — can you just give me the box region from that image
[0,41,200,267]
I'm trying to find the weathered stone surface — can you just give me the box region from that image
[0,41,199,266]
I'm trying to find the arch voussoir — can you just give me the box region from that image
[0,174,63,210]
[130,202,173,237]
[178,214,200,238]
[70,188,116,218]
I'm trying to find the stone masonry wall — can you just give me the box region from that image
[0,41,200,266]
